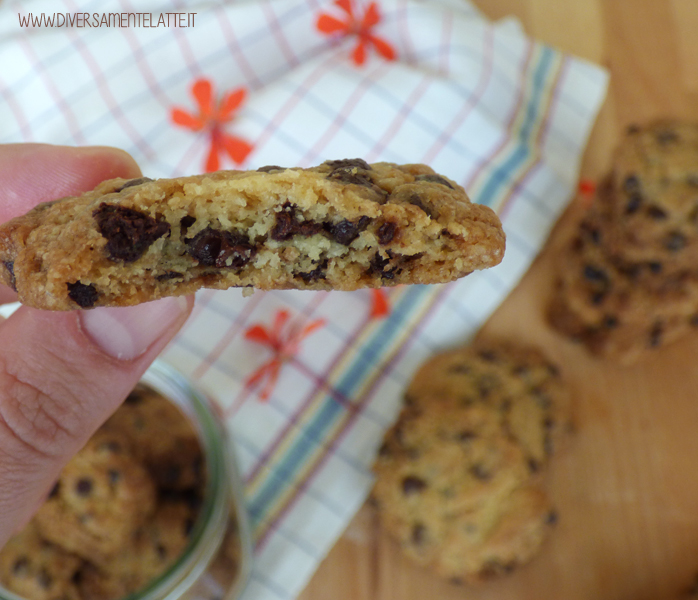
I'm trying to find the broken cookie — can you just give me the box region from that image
[0,160,505,310]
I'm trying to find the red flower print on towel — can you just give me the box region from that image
[370,288,390,319]
[171,78,253,172]
[317,0,396,66]
[244,310,327,401]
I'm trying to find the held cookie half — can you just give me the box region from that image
[0,159,505,310]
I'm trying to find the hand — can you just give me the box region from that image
[0,144,193,548]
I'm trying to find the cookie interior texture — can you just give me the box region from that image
[0,160,505,310]
[0,384,220,600]
[371,343,571,584]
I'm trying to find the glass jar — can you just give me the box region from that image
[0,360,252,600]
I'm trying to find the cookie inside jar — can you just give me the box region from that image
[0,382,210,600]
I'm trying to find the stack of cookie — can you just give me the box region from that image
[371,343,571,584]
[0,385,207,600]
[549,120,698,364]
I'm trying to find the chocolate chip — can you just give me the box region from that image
[646,205,667,220]
[37,568,53,589]
[377,222,397,245]
[369,252,395,280]
[3,261,16,291]
[664,232,686,252]
[75,478,93,496]
[186,227,255,268]
[690,314,698,327]
[108,470,121,485]
[156,271,184,281]
[449,577,465,586]
[581,221,602,244]
[478,350,498,362]
[325,160,388,199]
[648,262,662,274]
[270,204,323,241]
[67,281,99,308]
[626,124,640,134]
[625,193,642,214]
[156,544,168,560]
[531,388,552,409]
[114,177,153,192]
[415,173,454,189]
[100,440,122,453]
[590,291,606,305]
[271,206,296,241]
[257,165,284,172]
[624,174,641,193]
[184,518,195,537]
[583,265,608,283]
[12,557,29,576]
[325,216,370,245]
[162,465,182,486]
[325,158,371,171]
[401,476,427,495]
[470,464,492,481]
[649,322,663,347]
[528,458,540,473]
[411,523,426,545]
[656,129,678,144]
[477,374,499,398]
[405,192,439,219]
[604,315,618,329]
[297,260,328,283]
[546,510,558,525]
[94,203,170,262]
[457,430,476,441]
[328,168,376,187]
[180,215,196,235]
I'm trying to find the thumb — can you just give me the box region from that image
[0,144,194,548]
[0,297,193,547]
[0,143,142,305]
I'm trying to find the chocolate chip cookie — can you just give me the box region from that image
[102,384,204,491]
[372,342,569,584]
[34,430,157,566]
[0,160,505,310]
[605,120,698,266]
[0,523,82,600]
[77,498,199,600]
[549,179,698,364]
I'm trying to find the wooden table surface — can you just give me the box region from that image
[298,2,698,599]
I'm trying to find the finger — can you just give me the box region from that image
[0,144,141,304]
[0,143,141,222]
[0,295,194,546]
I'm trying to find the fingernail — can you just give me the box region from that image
[79,297,188,360]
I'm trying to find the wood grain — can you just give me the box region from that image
[298,2,698,599]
